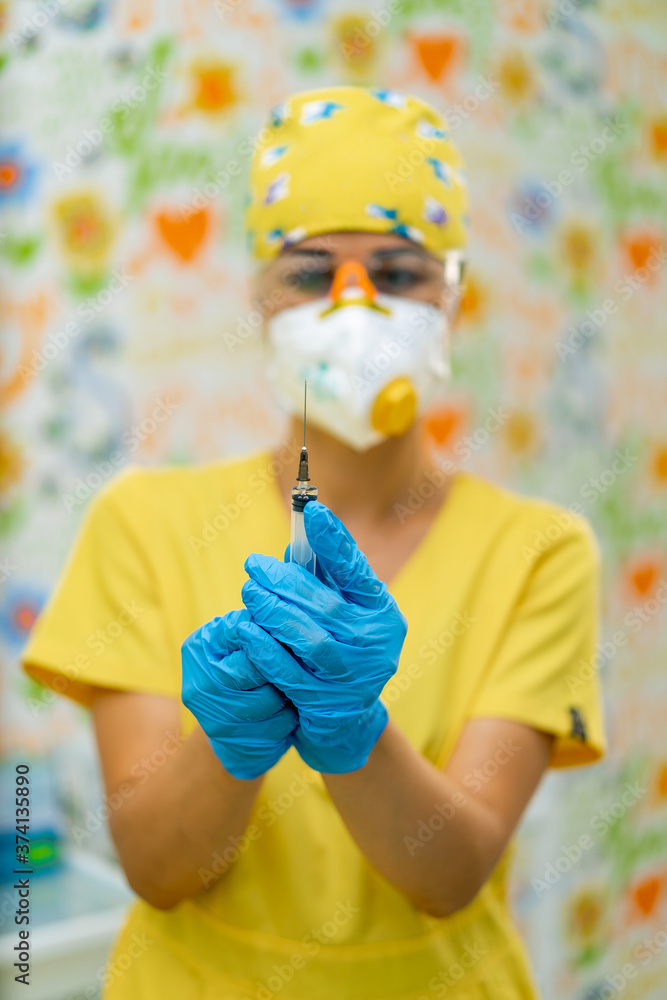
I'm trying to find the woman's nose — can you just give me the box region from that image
[328,260,378,305]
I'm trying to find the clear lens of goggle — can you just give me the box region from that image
[270,248,465,303]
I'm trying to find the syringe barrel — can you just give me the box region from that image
[290,485,318,574]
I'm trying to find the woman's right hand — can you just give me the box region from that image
[181,609,298,780]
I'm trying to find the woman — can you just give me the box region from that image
[22,86,606,1000]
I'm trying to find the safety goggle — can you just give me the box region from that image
[267,246,466,300]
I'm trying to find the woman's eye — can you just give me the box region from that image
[284,270,332,293]
[375,267,423,291]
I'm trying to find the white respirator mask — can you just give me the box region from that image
[265,259,457,452]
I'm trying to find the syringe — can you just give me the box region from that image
[290,381,318,574]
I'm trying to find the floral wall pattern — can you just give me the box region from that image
[1,2,666,998]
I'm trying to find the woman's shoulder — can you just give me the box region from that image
[87,448,277,517]
[456,470,599,562]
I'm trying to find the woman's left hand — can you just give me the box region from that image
[240,501,408,772]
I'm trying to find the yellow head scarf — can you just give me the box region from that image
[244,86,469,262]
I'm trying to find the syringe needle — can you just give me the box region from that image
[291,378,318,574]
[297,380,310,483]
[303,380,307,447]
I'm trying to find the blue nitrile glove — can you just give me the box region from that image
[240,501,408,773]
[181,609,299,780]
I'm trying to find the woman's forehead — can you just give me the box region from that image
[280,230,434,259]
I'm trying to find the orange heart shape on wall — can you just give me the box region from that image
[650,118,667,157]
[632,875,663,917]
[156,209,210,262]
[657,763,667,798]
[424,403,467,447]
[653,445,667,482]
[631,561,659,596]
[193,65,236,113]
[411,34,464,83]
[621,230,662,271]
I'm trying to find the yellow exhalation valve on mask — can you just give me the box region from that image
[370,376,418,437]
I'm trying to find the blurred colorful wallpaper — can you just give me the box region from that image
[1,1,666,998]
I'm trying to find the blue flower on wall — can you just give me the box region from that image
[0,144,38,206]
[0,583,47,650]
[510,180,559,238]
[275,0,323,21]
[57,0,109,32]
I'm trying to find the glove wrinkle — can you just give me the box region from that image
[239,502,407,773]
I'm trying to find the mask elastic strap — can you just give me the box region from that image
[442,249,466,320]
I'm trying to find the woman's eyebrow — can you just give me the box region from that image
[281,247,433,261]
[282,248,332,259]
[370,247,432,260]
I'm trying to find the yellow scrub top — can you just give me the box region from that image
[21,450,607,1000]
